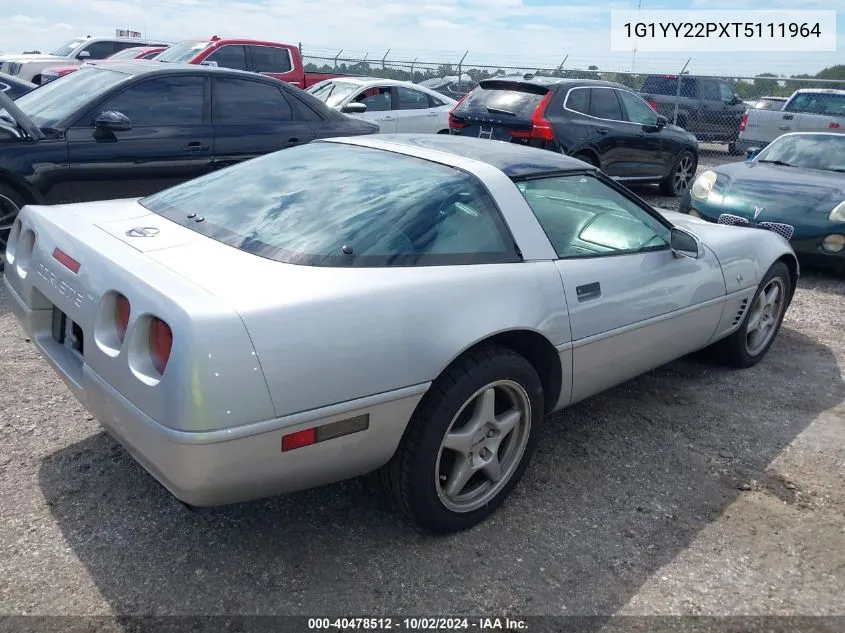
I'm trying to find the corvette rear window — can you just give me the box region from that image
[139,142,519,267]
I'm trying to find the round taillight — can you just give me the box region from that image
[149,317,172,375]
[115,294,130,341]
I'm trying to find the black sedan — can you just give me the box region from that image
[449,76,700,196]
[680,132,845,275]
[0,62,378,266]
[0,72,36,99]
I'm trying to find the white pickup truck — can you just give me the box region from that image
[737,88,845,151]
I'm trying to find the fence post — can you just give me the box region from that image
[457,50,469,78]
[333,49,343,71]
[410,57,417,81]
[672,58,691,125]
[382,49,390,70]
[556,54,568,77]
[298,42,303,58]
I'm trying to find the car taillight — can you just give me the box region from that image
[739,113,748,132]
[448,92,471,129]
[510,92,555,141]
[647,100,659,112]
[149,317,172,375]
[52,248,80,274]
[115,294,130,341]
[830,121,841,129]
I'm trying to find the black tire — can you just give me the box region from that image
[727,141,743,156]
[379,345,545,534]
[659,149,697,197]
[31,75,42,86]
[437,129,450,134]
[571,151,598,168]
[0,184,26,274]
[712,262,792,369]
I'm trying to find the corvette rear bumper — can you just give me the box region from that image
[5,275,426,506]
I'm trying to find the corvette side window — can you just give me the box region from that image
[516,174,670,258]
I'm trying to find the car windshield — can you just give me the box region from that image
[4,67,130,128]
[108,47,147,60]
[155,40,211,63]
[455,81,547,119]
[139,142,516,267]
[756,134,845,173]
[50,38,87,57]
[307,81,361,108]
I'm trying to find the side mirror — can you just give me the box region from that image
[342,102,367,114]
[670,226,702,259]
[94,110,132,133]
[200,60,218,67]
[746,147,761,161]
[655,114,668,128]
[77,50,91,59]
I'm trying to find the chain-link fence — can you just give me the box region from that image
[301,51,845,156]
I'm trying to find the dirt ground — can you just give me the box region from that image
[0,147,843,627]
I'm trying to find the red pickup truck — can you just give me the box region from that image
[151,36,348,88]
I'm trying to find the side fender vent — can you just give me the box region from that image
[732,297,749,326]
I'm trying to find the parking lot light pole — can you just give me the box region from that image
[673,58,691,125]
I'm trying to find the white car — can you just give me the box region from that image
[307,77,456,134]
[0,36,170,84]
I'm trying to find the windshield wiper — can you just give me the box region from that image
[486,106,516,116]
[758,159,794,167]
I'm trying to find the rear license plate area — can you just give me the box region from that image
[460,124,517,142]
[52,306,84,357]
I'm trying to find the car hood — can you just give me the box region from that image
[706,161,845,220]
[1,54,66,63]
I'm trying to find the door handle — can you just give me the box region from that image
[782,114,793,120]
[778,126,790,131]
[380,116,395,121]
[427,111,438,116]
[596,128,609,135]
[182,142,209,151]
[576,282,602,302]
[285,138,300,146]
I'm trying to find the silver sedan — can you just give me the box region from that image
[3,134,798,533]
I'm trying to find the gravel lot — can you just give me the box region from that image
[1,146,843,625]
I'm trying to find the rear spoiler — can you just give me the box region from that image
[0,88,44,140]
[477,79,549,95]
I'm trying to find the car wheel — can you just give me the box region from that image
[572,151,598,168]
[0,184,25,274]
[659,150,697,197]
[379,345,544,533]
[727,141,743,156]
[713,262,791,369]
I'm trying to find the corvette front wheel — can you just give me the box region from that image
[714,261,791,368]
[379,345,544,533]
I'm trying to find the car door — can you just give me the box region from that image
[615,89,666,178]
[514,172,726,404]
[586,87,648,178]
[393,85,445,133]
[65,74,213,202]
[210,75,316,170]
[77,40,117,61]
[246,45,297,85]
[347,86,398,133]
[201,45,249,72]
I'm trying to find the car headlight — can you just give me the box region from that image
[829,201,845,223]
[690,170,717,200]
[821,234,845,253]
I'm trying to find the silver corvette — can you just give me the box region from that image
[3,134,798,533]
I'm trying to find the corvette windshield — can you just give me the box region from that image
[139,142,517,267]
[756,134,845,173]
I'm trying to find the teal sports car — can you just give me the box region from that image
[679,132,845,274]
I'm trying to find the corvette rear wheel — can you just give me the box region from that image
[379,345,544,533]
[0,184,25,274]
[714,261,791,368]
